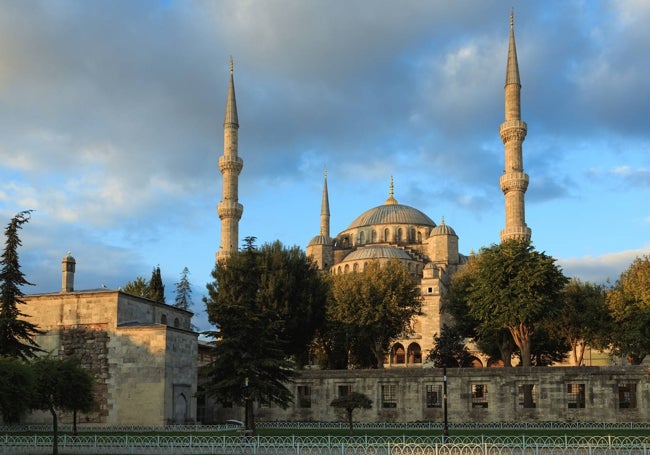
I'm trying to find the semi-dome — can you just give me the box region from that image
[341,245,414,262]
[308,234,332,246]
[347,203,436,230]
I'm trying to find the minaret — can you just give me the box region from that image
[61,252,75,293]
[320,169,330,239]
[499,11,531,243]
[306,170,333,270]
[217,58,244,262]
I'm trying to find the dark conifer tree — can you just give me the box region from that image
[0,210,42,360]
[149,266,165,304]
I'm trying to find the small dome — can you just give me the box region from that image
[308,235,332,246]
[341,245,413,262]
[430,219,456,236]
[347,204,436,230]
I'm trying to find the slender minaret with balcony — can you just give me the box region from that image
[217,59,244,262]
[499,11,531,243]
[306,170,333,270]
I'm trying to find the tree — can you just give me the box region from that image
[31,357,95,455]
[328,259,422,368]
[203,237,295,435]
[607,255,650,364]
[123,276,150,299]
[255,241,328,367]
[0,210,42,360]
[330,392,372,435]
[0,356,34,423]
[558,278,610,365]
[149,266,165,304]
[427,324,473,368]
[174,267,193,311]
[464,240,568,368]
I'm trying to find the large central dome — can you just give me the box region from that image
[347,203,436,229]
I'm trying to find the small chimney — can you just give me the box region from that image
[61,252,76,293]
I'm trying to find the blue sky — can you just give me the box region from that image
[0,1,648,333]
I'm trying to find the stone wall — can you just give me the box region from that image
[206,366,650,424]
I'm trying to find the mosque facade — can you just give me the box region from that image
[217,12,530,367]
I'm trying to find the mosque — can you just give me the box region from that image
[217,12,531,367]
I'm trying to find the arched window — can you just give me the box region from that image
[161,314,168,325]
[353,263,358,272]
[344,264,349,273]
[407,343,422,364]
[359,231,365,244]
[384,228,390,242]
[371,230,377,243]
[409,228,416,242]
[396,228,403,243]
[174,318,180,328]
[417,231,422,243]
[392,344,406,364]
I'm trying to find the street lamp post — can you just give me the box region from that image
[443,366,449,441]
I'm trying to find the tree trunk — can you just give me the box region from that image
[49,405,58,455]
[346,409,354,435]
[244,399,256,436]
[509,323,533,367]
[497,331,514,367]
[72,409,78,436]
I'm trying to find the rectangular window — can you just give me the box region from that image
[338,384,352,398]
[567,383,585,408]
[297,385,311,408]
[518,384,537,408]
[471,384,488,408]
[618,383,637,409]
[381,384,397,408]
[426,384,442,408]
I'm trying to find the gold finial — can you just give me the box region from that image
[385,176,398,205]
[230,56,234,74]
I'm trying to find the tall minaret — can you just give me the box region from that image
[217,58,244,262]
[499,11,531,243]
[320,169,330,240]
[306,170,333,270]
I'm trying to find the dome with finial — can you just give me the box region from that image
[346,177,436,230]
[430,217,457,236]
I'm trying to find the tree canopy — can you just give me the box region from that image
[149,266,165,304]
[427,324,474,368]
[0,210,42,360]
[457,240,568,367]
[559,278,610,365]
[607,255,650,364]
[327,259,422,368]
[0,357,34,423]
[330,391,372,435]
[203,237,326,432]
[123,276,150,299]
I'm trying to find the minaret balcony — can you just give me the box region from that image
[500,172,529,193]
[500,226,532,243]
[218,156,243,174]
[217,201,243,219]
[499,120,527,143]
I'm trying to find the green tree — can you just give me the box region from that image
[329,259,422,368]
[256,241,328,367]
[607,255,650,364]
[330,392,372,435]
[149,266,165,304]
[464,240,568,368]
[0,356,34,423]
[203,237,294,435]
[0,210,42,360]
[174,267,193,311]
[558,278,610,365]
[123,276,150,299]
[31,357,95,455]
[427,324,473,368]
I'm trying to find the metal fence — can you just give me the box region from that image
[2,434,649,455]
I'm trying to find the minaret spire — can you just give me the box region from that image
[499,10,531,243]
[320,169,330,238]
[385,176,398,205]
[217,58,244,262]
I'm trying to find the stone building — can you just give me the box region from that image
[22,253,197,426]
